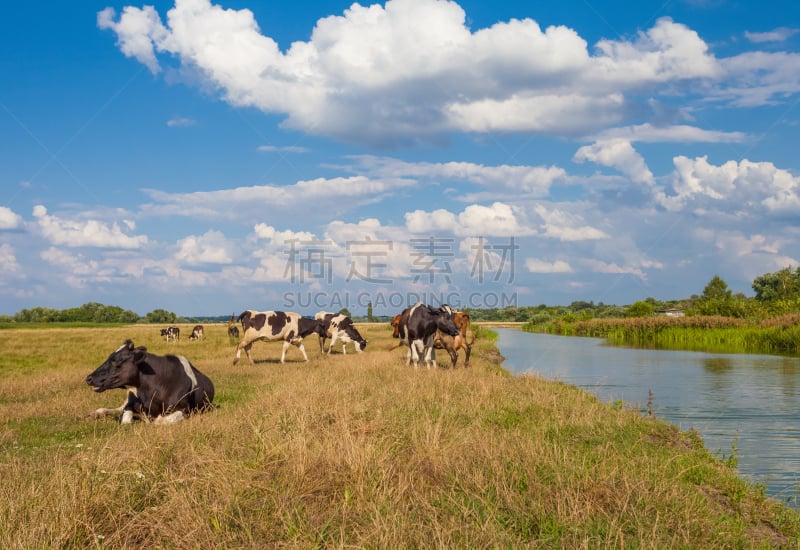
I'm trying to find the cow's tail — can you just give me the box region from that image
[237,311,249,329]
[387,340,405,351]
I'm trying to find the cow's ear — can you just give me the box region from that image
[133,347,147,363]
[124,339,135,350]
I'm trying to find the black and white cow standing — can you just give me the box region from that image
[233,310,325,365]
[189,324,204,341]
[85,339,214,424]
[398,302,461,368]
[314,311,367,355]
[160,326,180,342]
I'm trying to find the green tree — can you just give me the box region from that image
[752,267,800,302]
[692,275,746,317]
[367,301,374,322]
[145,309,177,324]
[626,301,654,317]
[339,307,352,318]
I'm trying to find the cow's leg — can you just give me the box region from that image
[423,335,437,369]
[319,335,326,354]
[410,339,423,368]
[295,339,309,362]
[464,343,472,367]
[154,411,185,425]
[280,340,291,363]
[233,335,256,366]
[327,332,339,355]
[88,389,139,422]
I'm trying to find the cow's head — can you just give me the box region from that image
[348,328,368,352]
[85,340,147,392]
[431,307,460,337]
[390,315,401,338]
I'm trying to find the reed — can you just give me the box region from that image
[527,314,800,355]
[0,323,798,547]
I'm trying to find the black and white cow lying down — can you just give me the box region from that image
[86,340,215,424]
[233,310,325,365]
[314,311,367,355]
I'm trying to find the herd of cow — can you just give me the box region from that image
[85,302,475,425]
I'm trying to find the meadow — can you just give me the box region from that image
[1,322,799,548]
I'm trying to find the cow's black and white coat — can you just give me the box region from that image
[189,324,204,341]
[85,339,214,424]
[160,326,180,342]
[233,310,325,364]
[314,311,367,355]
[397,302,460,368]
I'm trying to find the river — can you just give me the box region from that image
[494,328,800,507]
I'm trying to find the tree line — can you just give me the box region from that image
[3,267,800,324]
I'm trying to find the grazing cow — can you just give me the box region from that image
[189,324,204,341]
[398,302,460,368]
[434,329,476,367]
[160,326,180,342]
[85,339,214,424]
[434,309,474,367]
[315,311,367,354]
[227,313,240,342]
[233,310,325,365]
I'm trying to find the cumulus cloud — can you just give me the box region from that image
[98,1,729,144]
[0,207,23,230]
[656,156,800,214]
[405,202,533,237]
[32,205,147,249]
[533,204,609,241]
[175,230,234,265]
[574,139,655,186]
[0,244,22,276]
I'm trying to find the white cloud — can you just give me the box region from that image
[97,6,167,74]
[350,156,567,197]
[583,259,647,280]
[656,156,800,214]
[573,139,655,186]
[405,202,533,237]
[257,145,309,153]
[98,2,729,143]
[142,176,415,220]
[533,204,609,241]
[175,230,234,265]
[0,207,23,230]
[32,205,147,249]
[525,258,573,273]
[167,116,197,127]
[589,123,746,144]
[0,244,22,277]
[745,27,799,44]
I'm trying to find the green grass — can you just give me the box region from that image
[0,323,798,547]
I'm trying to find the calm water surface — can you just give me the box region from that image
[494,328,800,506]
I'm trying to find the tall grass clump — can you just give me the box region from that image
[0,323,798,547]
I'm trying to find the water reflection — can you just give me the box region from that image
[703,357,733,373]
[494,328,800,507]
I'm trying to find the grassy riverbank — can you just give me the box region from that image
[527,314,800,355]
[1,324,798,547]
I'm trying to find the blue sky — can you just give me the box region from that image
[2,0,800,316]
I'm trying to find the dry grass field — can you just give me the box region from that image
[1,322,799,548]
